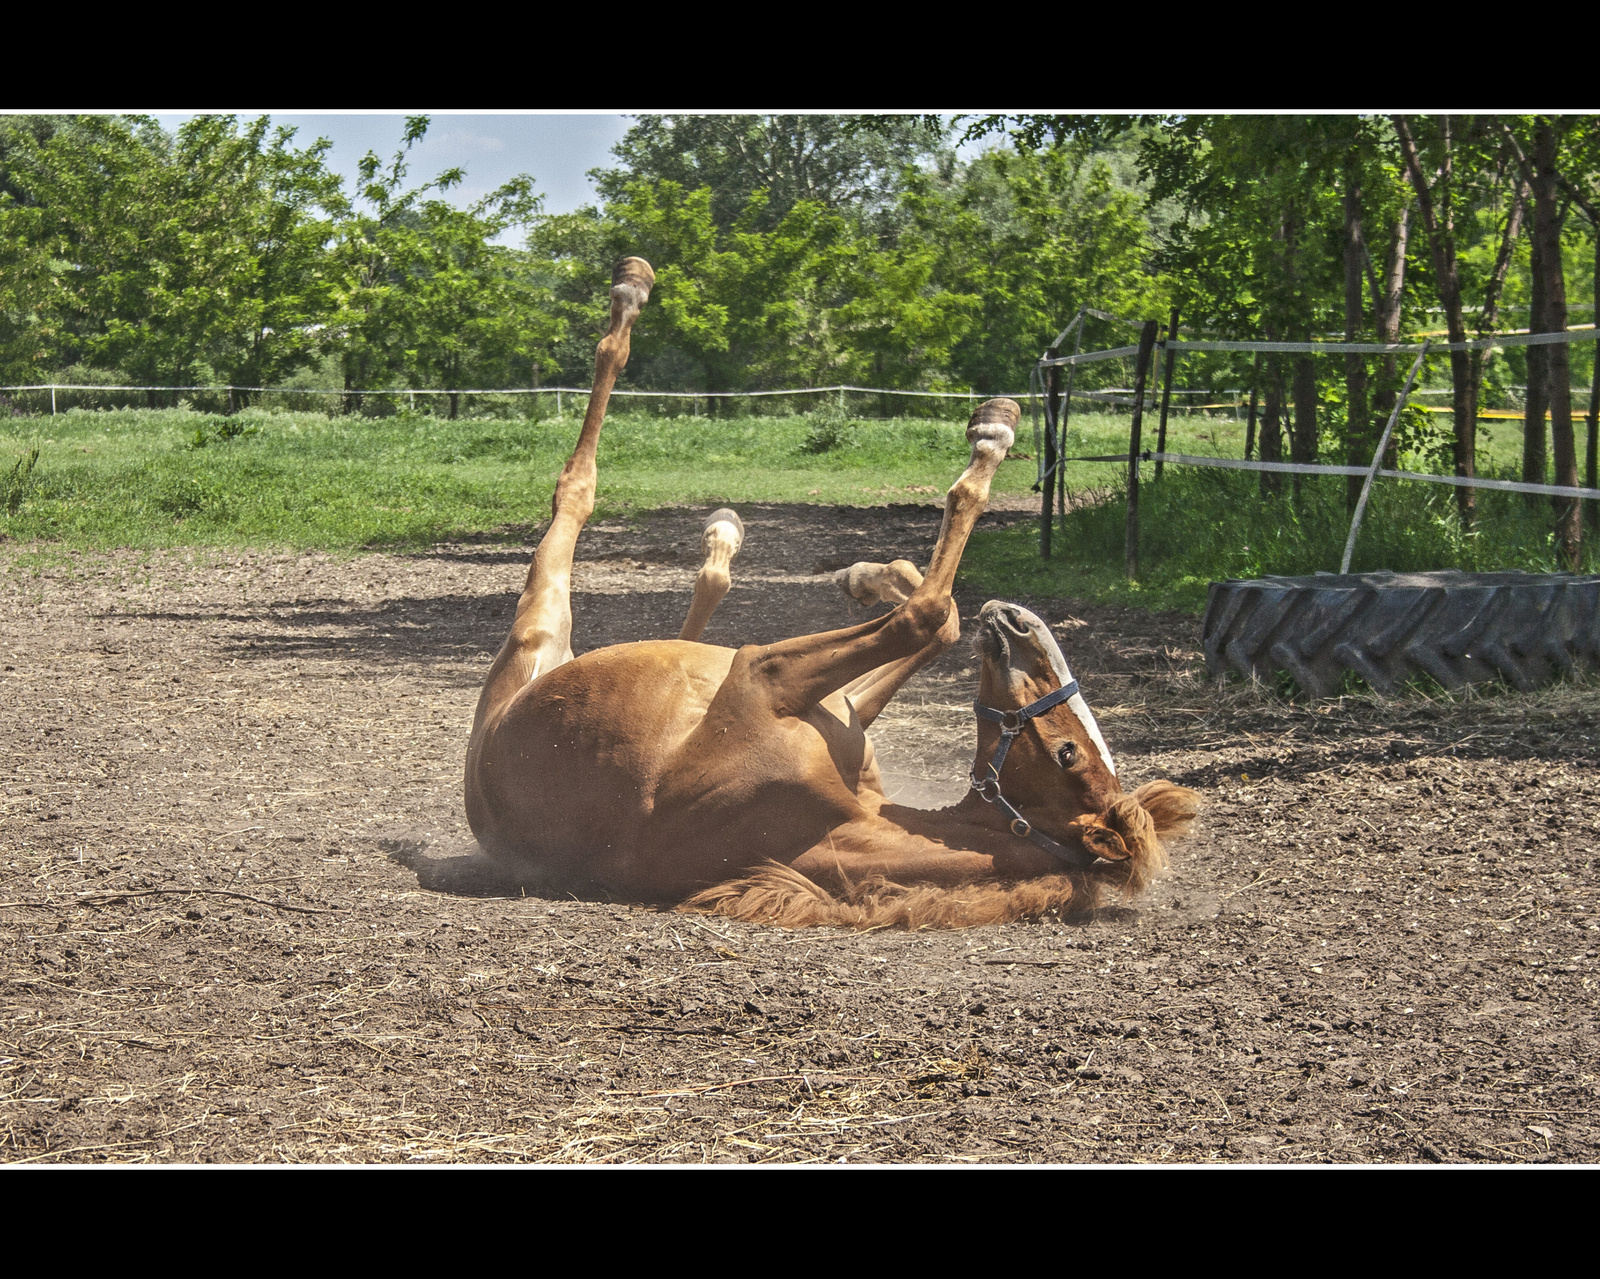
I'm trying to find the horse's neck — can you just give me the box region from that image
[877,791,1002,837]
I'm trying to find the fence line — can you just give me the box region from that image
[1065,451,1600,502]
[0,382,1030,401]
[1034,320,1600,576]
[8,380,1584,414]
[1043,325,1600,366]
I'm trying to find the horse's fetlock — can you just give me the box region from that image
[697,565,731,596]
[903,593,953,639]
[966,422,1016,455]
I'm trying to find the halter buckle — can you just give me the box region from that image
[1009,816,1032,838]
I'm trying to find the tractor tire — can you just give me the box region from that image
[1201,570,1600,697]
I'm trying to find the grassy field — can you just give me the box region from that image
[0,404,1049,551]
[1,402,1592,613]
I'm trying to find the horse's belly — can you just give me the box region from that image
[469,641,736,869]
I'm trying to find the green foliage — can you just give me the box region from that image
[962,466,1598,615]
[188,414,263,449]
[591,115,943,236]
[328,117,555,409]
[1,115,347,394]
[799,400,858,454]
[3,445,38,513]
[886,146,1167,392]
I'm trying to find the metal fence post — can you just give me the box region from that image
[1155,307,1179,479]
[1125,321,1161,582]
[1060,312,1084,527]
[1041,349,1059,558]
[1340,343,1431,574]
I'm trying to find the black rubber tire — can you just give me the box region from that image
[1201,570,1600,696]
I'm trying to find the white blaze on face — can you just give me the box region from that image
[1022,608,1117,777]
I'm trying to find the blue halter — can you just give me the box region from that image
[970,680,1103,870]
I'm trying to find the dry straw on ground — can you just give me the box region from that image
[4,503,1598,1162]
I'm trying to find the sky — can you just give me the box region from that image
[151,112,635,220]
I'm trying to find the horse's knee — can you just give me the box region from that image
[550,471,596,523]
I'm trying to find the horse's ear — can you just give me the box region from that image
[1066,817,1131,861]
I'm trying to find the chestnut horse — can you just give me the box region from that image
[463,258,1199,928]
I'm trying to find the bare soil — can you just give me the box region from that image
[3,502,1598,1164]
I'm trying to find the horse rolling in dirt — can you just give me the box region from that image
[464,257,1199,928]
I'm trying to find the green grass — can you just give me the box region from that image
[965,465,1598,615]
[0,403,1046,551]
[2,404,1591,619]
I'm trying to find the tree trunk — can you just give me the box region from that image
[1244,359,1260,461]
[1343,162,1371,512]
[1290,351,1318,502]
[1155,307,1179,480]
[1589,236,1599,534]
[1523,192,1549,503]
[1369,199,1412,473]
[1125,321,1160,581]
[1394,115,1476,526]
[1041,352,1059,559]
[1259,357,1284,498]
[1535,121,1579,567]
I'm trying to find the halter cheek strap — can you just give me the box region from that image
[970,680,1103,871]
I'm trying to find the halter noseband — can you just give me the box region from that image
[970,680,1103,871]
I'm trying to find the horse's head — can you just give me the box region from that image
[971,601,1185,881]
[973,598,1118,804]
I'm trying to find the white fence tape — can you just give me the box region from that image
[1061,450,1600,502]
[1044,325,1600,366]
[0,382,1030,401]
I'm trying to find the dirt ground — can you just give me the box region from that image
[3,501,1598,1164]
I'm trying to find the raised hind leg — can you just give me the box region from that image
[470,257,654,740]
[831,559,960,728]
[678,509,744,642]
[720,399,1017,719]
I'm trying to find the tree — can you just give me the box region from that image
[1393,115,1529,526]
[591,115,942,236]
[900,146,1167,394]
[604,180,859,394]
[2,115,346,402]
[209,122,348,405]
[328,117,553,415]
[1141,117,1345,496]
[0,116,70,381]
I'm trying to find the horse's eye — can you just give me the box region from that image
[1056,742,1077,768]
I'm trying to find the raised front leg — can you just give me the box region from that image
[731,399,1017,717]
[470,258,653,736]
[678,509,744,642]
